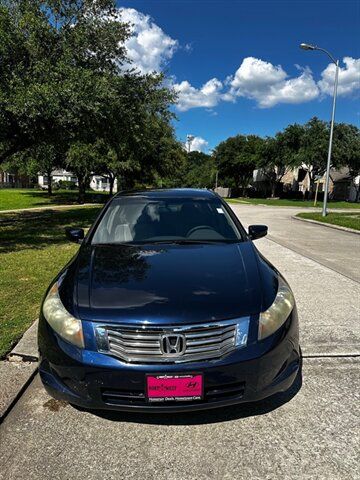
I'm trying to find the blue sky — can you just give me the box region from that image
[118,0,360,151]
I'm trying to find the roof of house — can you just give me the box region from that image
[331,167,351,183]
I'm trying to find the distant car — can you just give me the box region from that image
[38,188,300,412]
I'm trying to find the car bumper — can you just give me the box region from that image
[38,313,300,413]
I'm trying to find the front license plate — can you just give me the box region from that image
[146,373,203,403]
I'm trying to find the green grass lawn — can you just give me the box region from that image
[0,188,107,211]
[296,212,360,231]
[0,206,101,358]
[226,197,360,208]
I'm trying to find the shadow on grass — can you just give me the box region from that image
[0,207,102,254]
[75,364,302,426]
[18,190,108,207]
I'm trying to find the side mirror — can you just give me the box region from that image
[248,224,268,240]
[65,227,84,243]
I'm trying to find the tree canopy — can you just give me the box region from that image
[1,3,359,202]
[214,135,262,195]
[0,0,181,200]
[213,117,360,199]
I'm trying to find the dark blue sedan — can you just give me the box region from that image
[38,189,300,412]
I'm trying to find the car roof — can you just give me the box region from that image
[113,188,217,200]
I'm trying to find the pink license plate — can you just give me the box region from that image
[146,373,203,402]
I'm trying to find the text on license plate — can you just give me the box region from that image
[146,373,203,402]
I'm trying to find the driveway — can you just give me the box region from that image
[0,205,359,480]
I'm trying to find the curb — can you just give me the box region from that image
[0,320,39,423]
[226,200,360,211]
[8,320,39,362]
[293,215,360,235]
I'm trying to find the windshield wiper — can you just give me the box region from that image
[93,242,141,247]
[149,239,236,245]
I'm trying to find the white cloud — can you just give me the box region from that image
[173,57,321,110]
[256,68,320,107]
[174,78,226,111]
[119,8,178,73]
[187,136,209,152]
[228,57,319,107]
[318,57,360,96]
[116,8,359,110]
[174,56,359,111]
[231,57,287,92]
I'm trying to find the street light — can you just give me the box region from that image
[186,134,195,154]
[300,43,339,217]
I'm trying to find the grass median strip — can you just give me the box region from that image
[0,206,101,358]
[226,197,360,208]
[296,212,360,231]
[0,188,106,211]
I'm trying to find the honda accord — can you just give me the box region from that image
[38,188,300,412]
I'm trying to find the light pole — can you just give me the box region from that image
[300,43,339,217]
[186,134,195,154]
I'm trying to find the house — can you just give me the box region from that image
[38,170,78,188]
[90,175,117,193]
[37,169,118,193]
[289,166,359,201]
[252,167,307,197]
[331,167,360,202]
[0,170,32,188]
[250,165,359,202]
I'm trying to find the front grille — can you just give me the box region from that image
[96,322,238,364]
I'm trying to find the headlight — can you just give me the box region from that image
[42,282,84,348]
[258,277,295,340]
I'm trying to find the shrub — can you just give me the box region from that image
[57,180,77,190]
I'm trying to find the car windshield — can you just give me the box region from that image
[91,196,242,244]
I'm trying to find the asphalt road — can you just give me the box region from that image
[1,205,359,480]
[230,203,360,283]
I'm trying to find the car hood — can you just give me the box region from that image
[74,242,264,325]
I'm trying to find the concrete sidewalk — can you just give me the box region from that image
[0,321,39,421]
[255,238,360,356]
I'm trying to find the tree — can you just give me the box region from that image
[98,72,179,192]
[214,135,262,196]
[66,141,104,203]
[185,151,216,188]
[295,117,330,194]
[0,1,180,200]
[291,118,360,197]
[0,0,130,164]
[130,119,186,189]
[256,125,306,197]
[333,123,360,201]
[2,141,66,194]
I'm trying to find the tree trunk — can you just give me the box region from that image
[47,170,52,196]
[355,185,360,203]
[109,174,115,196]
[77,176,86,204]
[270,181,276,198]
[308,173,315,200]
